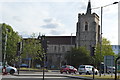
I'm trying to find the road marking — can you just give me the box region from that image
[2,75,69,79]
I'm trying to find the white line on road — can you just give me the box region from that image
[2,75,69,79]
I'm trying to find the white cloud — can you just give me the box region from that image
[0,0,119,45]
[49,30,64,35]
[42,18,64,29]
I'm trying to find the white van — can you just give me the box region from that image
[78,65,98,75]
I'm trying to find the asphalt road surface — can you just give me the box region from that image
[2,75,83,80]
[2,78,83,80]
[1,71,93,80]
[1,72,85,80]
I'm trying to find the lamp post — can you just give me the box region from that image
[100,2,118,77]
[70,33,73,65]
[91,1,118,77]
[3,28,8,68]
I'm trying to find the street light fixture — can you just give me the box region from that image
[91,1,118,77]
[100,1,118,43]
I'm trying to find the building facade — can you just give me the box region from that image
[46,36,76,69]
[76,0,100,51]
[22,1,101,69]
[45,1,101,68]
[112,45,120,54]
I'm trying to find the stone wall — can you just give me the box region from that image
[76,13,100,51]
[47,44,75,69]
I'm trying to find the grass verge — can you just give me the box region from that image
[75,74,120,79]
[20,68,47,71]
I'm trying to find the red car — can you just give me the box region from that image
[60,65,77,74]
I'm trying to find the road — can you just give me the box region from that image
[1,75,83,80]
[1,70,119,80]
[1,71,86,80]
[2,78,83,80]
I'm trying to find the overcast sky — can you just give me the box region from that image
[0,0,119,45]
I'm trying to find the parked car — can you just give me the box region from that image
[78,65,98,75]
[60,65,77,74]
[106,66,115,74]
[101,64,115,74]
[0,62,17,75]
[36,64,41,68]
[20,64,29,68]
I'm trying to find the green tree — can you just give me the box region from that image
[65,47,92,68]
[2,23,22,65]
[22,33,42,67]
[94,37,115,67]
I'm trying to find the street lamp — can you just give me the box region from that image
[100,2,118,77]
[3,28,8,68]
[100,1,118,46]
[70,33,73,65]
[91,1,118,77]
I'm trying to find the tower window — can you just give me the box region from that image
[62,46,65,52]
[85,22,88,31]
[54,46,57,52]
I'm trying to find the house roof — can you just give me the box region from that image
[23,36,76,45]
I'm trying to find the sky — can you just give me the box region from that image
[0,0,119,45]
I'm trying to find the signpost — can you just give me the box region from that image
[104,56,114,75]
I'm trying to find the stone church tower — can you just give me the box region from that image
[76,0,101,51]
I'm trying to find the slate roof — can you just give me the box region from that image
[45,36,76,45]
[23,36,76,45]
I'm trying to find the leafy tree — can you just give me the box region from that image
[1,23,22,65]
[94,37,115,67]
[65,47,92,68]
[22,33,42,67]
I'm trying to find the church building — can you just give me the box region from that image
[76,0,100,50]
[45,0,101,69]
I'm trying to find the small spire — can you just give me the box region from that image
[86,0,91,14]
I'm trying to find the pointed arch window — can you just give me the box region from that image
[85,22,88,31]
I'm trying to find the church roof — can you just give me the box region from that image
[23,36,76,45]
[45,36,76,45]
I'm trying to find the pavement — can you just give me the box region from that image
[2,70,119,80]
[12,70,93,80]
[14,73,93,79]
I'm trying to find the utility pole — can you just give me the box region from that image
[3,28,8,68]
[91,1,118,77]
[99,6,103,77]
[70,33,73,65]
